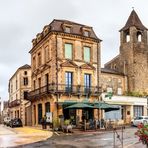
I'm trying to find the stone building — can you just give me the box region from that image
[101,10,148,123]
[100,68,127,95]
[105,10,148,94]
[1,101,10,123]
[28,19,101,126]
[8,64,31,125]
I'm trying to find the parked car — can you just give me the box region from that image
[3,117,11,126]
[10,118,23,128]
[131,116,148,126]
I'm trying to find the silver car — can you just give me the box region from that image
[131,116,148,126]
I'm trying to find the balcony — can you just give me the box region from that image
[27,84,101,101]
[8,99,21,108]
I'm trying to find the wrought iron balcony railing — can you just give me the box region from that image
[27,83,101,100]
[8,99,21,108]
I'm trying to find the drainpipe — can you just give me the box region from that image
[97,41,101,122]
[55,34,59,120]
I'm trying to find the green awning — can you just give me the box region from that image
[94,101,120,112]
[61,100,77,106]
[65,103,94,109]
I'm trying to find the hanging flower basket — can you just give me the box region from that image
[135,123,148,146]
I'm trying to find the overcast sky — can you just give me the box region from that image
[0,0,148,101]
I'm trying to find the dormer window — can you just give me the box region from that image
[65,27,71,33]
[43,25,50,36]
[62,23,72,33]
[84,30,89,37]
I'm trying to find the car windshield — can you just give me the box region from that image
[138,116,143,120]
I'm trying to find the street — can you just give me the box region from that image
[0,125,146,148]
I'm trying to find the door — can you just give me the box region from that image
[65,72,73,92]
[38,104,42,124]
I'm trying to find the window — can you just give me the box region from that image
[38,52,41,66]
[23,77,28,86]
[65,72,73,92]
[65,27,71,33]
[45,46,49,62]
[126,32,130,42]
[137,32,142,42]
[84,74,91,93]
[33,80,36,90]
[117,88,122,95]
[45,74,49,85]
[16,80,18,90]
[84,31,89,37]
[11,84,13,93]
[24,71,27,75]
[65,43,72,59]
[134,106,143,117]
[24,91,28,100]
[33,56,36,70]
[84,47,90,62]
[38,78,41,88]
[107,87,113,93]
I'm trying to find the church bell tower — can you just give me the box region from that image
[119,10,148,93]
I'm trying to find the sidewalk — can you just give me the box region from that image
[10,126,53,147]
[13,125,53,136]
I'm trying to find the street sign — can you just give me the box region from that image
[105,92,113,99]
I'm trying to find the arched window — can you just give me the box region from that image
[137,32,142,42]
[126,32,130,42]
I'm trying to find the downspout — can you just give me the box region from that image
[55,34,59,120]
[97,41,101,122]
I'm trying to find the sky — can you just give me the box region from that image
[0,0,148,101]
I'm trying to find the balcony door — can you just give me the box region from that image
[84,74,91,93]
[65,72,73,92]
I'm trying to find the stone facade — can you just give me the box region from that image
[28,19,101,126]
[8,64,31,125]
[100,68,127,95]
[104,10,148,94]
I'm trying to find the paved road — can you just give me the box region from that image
[0,124,52,148]
[18,127,146,148]
[0,125,146,148]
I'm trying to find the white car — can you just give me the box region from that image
[3,117,11,126]
[131,116,148,126]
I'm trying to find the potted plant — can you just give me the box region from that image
[53,117,60,131]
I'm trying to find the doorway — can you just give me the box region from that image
[38,104,42,124]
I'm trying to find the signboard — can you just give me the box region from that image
[46,112,52,123]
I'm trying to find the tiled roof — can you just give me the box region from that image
[101,68,124,76]
[50,19,101,40]
[18,64,31,69]
[120,10,147,31]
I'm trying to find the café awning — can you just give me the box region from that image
[65,103,94,109]
[94,101,120,112]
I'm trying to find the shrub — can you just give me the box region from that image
[135,123,148,146]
